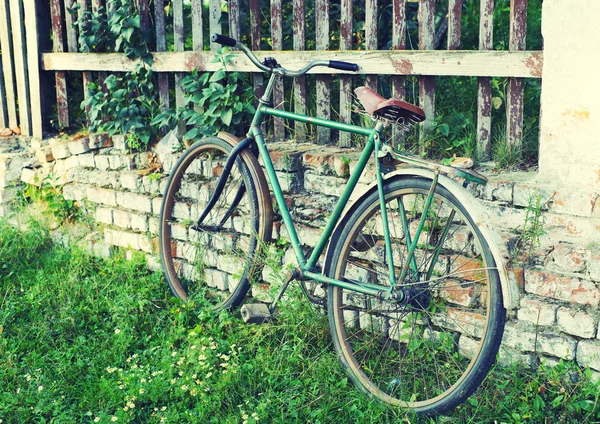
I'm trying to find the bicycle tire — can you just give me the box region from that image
[326,176,505,415]
[159,136,269,311]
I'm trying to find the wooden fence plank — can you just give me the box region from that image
[249,0,263,99]
[338,0,352,147]
[418,0,436,147]
[315,0,330,144]
[24,0,42,139]
[191,0,203,50]
[364,0,377,90]
[271,0,284,140]
[64,0,78,53]
[391,0,406,150]
[154,0,169,110]
[42,50,544,78]
[292,0,306,141]
[507,0,528,151]
[209,0,221,50]
[173,0,185,134]
[136,0,150,41]
[91,0,107,89]
[228,0,240,40]
[0,0,16,129]
[10,0,31,135]
[78,0,92,125]
[0,56,6,129]
[447,0,463,50]
[477,0,494,160]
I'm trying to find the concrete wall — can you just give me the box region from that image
[538,0,600,187]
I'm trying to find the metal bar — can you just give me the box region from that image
[398,172,439,283]
[307,132,377,268]
[303,271,386,297]
[426,210,455,281]
[261,106,373,137]
[397,197,418,274]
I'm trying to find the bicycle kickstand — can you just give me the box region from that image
[240,268,301,324]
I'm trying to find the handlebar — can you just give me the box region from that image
[210,33,360,77]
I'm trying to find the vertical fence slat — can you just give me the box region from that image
[174,0,185,133]
[271,0,284,140]
[209,0,221,50]
[477,0,494,160]
[9,0,31,135]
[0,0,16,129]
[154,0,169,110]
[447,0,463,50]
[418,0,435,148]
[78,0,92,125]
[91,0,107,89]
[136,0,150,41]
[315,0,330,144]
[338,0,352,147]
[191,0,203,50]
[24,0,42,138]
[64,0,78,53]
[391,0,406,149]
[249,0,263,99]
[507,0,527,151]
[364,0,377,90]
[228,0,240,40]
[292,0,306,141]
[0,56,6,129]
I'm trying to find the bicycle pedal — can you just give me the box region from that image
[240,303,272,324]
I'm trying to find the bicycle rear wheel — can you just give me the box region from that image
[326,176,505,415]
[159,136,268,310]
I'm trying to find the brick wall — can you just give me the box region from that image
[1,133,599,378]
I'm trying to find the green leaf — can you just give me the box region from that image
[183,127,199,141]
[221,109,233,126]
[436,123,449,137]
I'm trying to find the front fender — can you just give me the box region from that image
[323,168,519,310]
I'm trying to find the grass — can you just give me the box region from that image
[1,218,599,423]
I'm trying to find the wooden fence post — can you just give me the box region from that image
[155,0,169,110]
[292,0,307,142]
[24,0,43,139]
[173,0,185,135]
[338,0,353,147]
[477,0,494,160]
[228,0,240,40]
[507,0,527,152]
[418,0,436,152]
[315,0,331,145]
[0,0,17,130]
[9,0,31,136]
[365,0,377,90]
[271,0,285,140]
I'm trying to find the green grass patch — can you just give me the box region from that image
[0,220,598,423]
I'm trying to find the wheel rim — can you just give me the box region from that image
[160,142,258,309]
[330,185,499,410]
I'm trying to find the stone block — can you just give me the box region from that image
[87,187,117,206]
[275,170,303,193]
[94,155,110,171]
[119,172,141,191]
[152,197,163,215]
[104,228,140,250]
[303,147,355,177]
[116,191,152,213]
[517,297,557,326]
[20,168,38,185]
[113,134,127,151]
[525,269,600,306]
[89,133,112,149]
[537,333,576,360]
[513,184,555,209]
[576,339,600,371]
[112,209,131,228]
[588,250,600,282]
[35,146,54,163]
[78,153,95,168]
[502,322,537,352]
[149,217,159,236]
[64,155,79,171]
[484,180,514,203]
[141,175,161,195]
[304,172,347,197]
[557,307,597,338]
[549,190,597,218]
[95,207,113,225]
[267,142,313,171]
[108,155,131,170]
[67,137,91,155]
[551,243,587,273]
[51,142,71,160]
[139,234,155,253]
[63,184,87,202]
[130,213,148,232]
[0,187,16,203]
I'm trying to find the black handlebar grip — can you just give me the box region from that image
[328,60,360,72]
[211,33,237,47]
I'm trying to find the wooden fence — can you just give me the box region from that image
[1,0,542,159]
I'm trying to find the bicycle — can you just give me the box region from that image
[158,33,518,416]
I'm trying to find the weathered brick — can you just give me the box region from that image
[267,142,313,171]
[67,137,91,155]
[513,184,555,209]
[576,339,600,371]
[104,228,140,250]
[64,155,79,171]
[89,133,112,149]
[304,172,346,197]
[141,175,161,195]
[139,234,155,253]
[557,307,597,338]
[119,172,141,191]
[302,147,355,177]
[51,142,71,160]
[525,269,600,306]
[517,297,557,326]
[537,333,576,359]
[152,197,163,215]
[589,250,600,282]
[130,213,148,232]
[149,217,159,236]
[549,190,597,218]
[112,209,131,228]
[108,155,131,170]
[502,322,537,351]
[20,168,38,185]
[63,183,87,201]
[483,180,514,203]
[78,153,95,168]
[95,207,113,225]
[94,155,110,171]
[112,134,127,151]
[551,244,587,273]
[87,187,117,206]
[116,191,152,213]
[35,146,54,163]
[0,188,16,203]
[275,170,303,193]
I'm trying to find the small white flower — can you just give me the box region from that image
[114,329,121,335]
[37,386,43,392]
[111,417,118,422]
[94,417,100,423]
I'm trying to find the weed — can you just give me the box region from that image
[16,176,81,224]
[512,191,549,263]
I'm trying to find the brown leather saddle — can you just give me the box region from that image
[355,86,426,125]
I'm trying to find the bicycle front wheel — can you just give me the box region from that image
[326,176,505,415]
[159,136,267,311]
